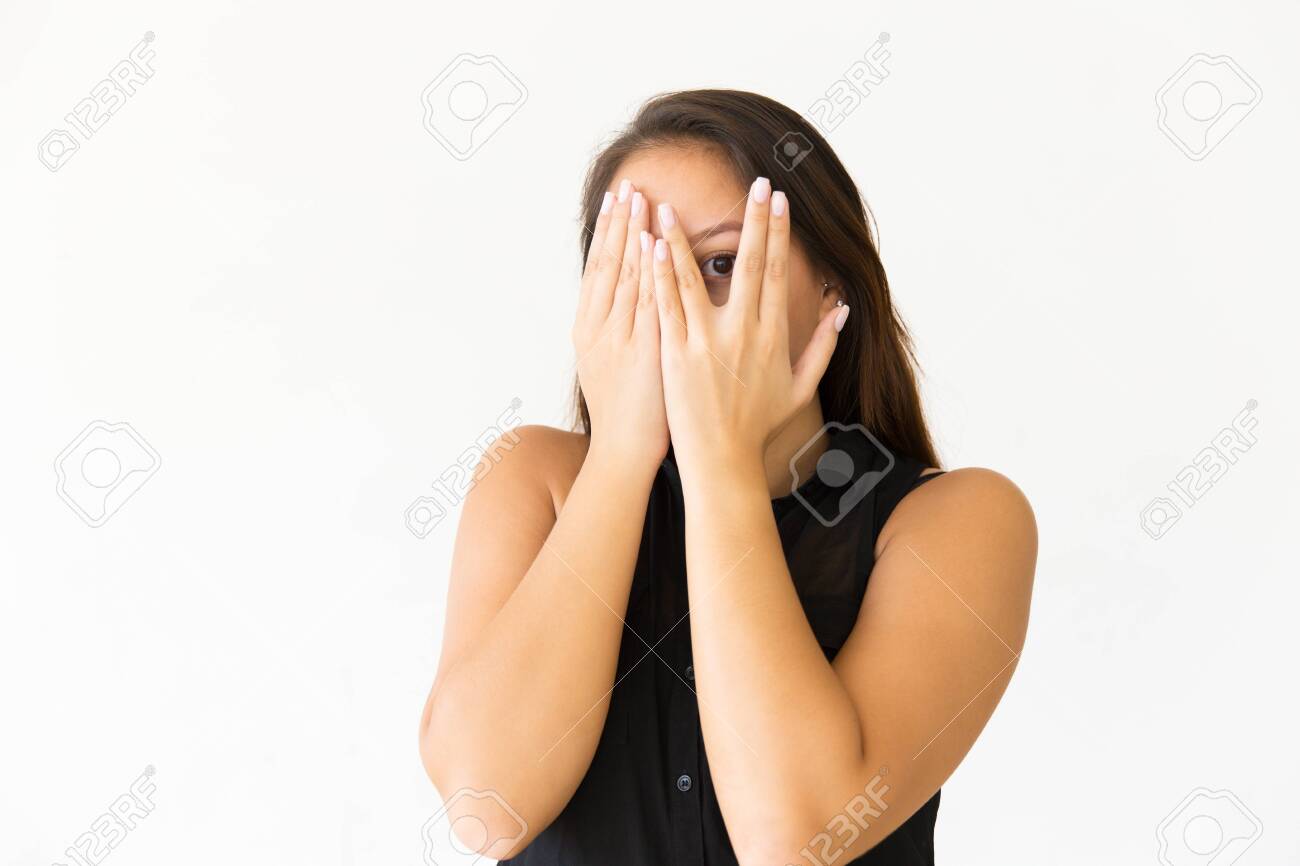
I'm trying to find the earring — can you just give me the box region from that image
[834,298,845,307]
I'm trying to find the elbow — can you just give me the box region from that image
[418,684,470,798]
[418,690,476,796]
[420,780,535,861]
[725,799,828,866]
[418,695,540,860]
[732,816,880,866]
[418,709,537,859]
[417,720,449,794]
[731,827,819,866]
[418,685,449,786]
[730,767,893,866]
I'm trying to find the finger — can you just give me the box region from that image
[653,237,687,344]
[634,229,660,344]
[609,190,649,337]
[656,203,711,329]
[729,176,771,319]
[588,178,635,323]
[577,190,615,317]
[760,189,790,331]
[581,191,615,281]
[792,304,850,407]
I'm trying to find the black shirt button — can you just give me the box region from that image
[685,664,694,681]
[676,774,692,792]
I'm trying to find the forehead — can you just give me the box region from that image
[612,145,748,237]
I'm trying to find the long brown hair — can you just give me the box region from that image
[572,89,938,467]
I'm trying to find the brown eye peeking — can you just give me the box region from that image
[700,253,737,305]
[700,252,736,279]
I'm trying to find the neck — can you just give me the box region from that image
[760,399,828,500]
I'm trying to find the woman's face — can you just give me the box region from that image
[611,145,841,364]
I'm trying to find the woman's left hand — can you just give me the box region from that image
[651,178,850,473]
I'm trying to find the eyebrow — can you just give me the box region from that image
[686,220,744,247]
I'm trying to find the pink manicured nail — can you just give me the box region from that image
[640,230,651,252]
[631,191,644,217]
[600,191,613,215]
[617,179,631,202]
[655,238,669,261]
[834,305,851,332]
[771,190,787,217]
[658,203,676,230]
[751,176,770,204]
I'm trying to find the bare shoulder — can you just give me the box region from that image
[877,467,1038,591]
[451,424,591,562]
[479,424,590,513]
[889,466,1035,531]
[435,425,590,686]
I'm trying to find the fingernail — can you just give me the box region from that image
[640,230,651,252]
[658,203,676,230]
[631,191,643,217]
[618,179,631,202]
[751,176,770,204]
[771,190,787,217]
[655,238,669,261]
[600,191,613,215]
[834,305,851,332]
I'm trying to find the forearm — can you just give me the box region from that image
[681,455,869,854]
[423,447,656,827]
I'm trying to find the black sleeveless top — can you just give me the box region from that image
[506,426,944,865]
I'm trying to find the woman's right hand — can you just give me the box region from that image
[572,178,669,469]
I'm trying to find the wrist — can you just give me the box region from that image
[583,436,664,487]
[675,442,769,501]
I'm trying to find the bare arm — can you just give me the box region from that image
[418,427,657,853]
[649,178,1036,864]
[681,464,1035,865]
[419,177,667,857]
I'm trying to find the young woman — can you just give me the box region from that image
[419,90,1037,865]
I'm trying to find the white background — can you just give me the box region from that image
[2,0,1297,863]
